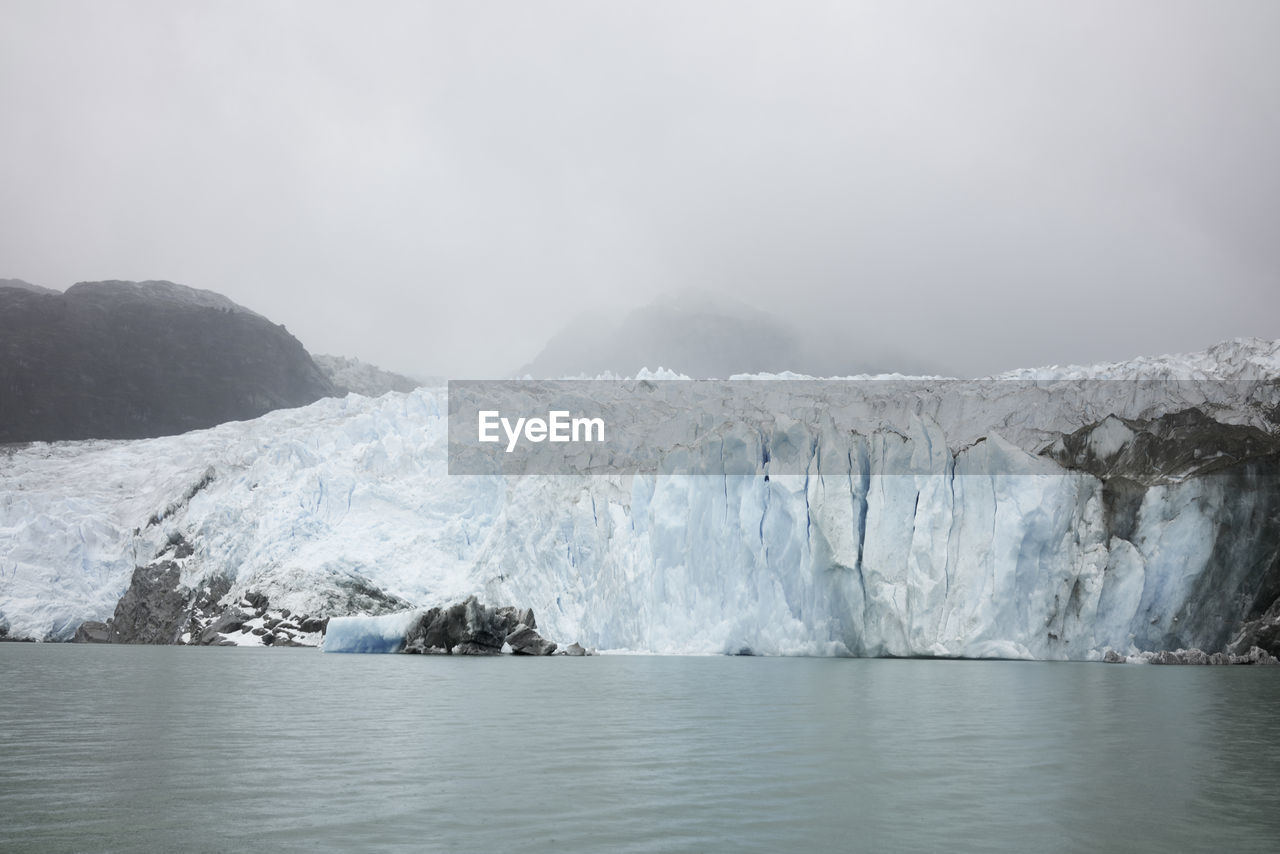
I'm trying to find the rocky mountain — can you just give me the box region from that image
[0,279,336,443]
[0,278,59,295]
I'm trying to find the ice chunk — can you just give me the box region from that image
[322,610,421,653]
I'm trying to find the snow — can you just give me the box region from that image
[1087,416,1134,460]
[312,354,420,397]
[1,338,1277,656]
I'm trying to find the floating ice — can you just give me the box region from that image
[323,610,422,653]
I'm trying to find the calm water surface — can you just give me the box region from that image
[1,645,1278,853]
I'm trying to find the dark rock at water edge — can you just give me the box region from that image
[1108,646,1280,665]
[1228,595,1280,658]
[198,610,250,645]
[1234,646,1280,665]
[402,596,523,655]
[453,641,502,656]
[73,532,341,648]
[400,597,569,656]
[506,623,557,656]
[108,562,204,644]
[0,622,36,643]
[73,621,111,643]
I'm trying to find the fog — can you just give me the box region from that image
[2,1,1277,378]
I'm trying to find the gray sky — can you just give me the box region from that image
[2,0,1277,378]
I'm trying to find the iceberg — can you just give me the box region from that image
[323,610,421,653]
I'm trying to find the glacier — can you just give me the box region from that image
[2,338,1279,658]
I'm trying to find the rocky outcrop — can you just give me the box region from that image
[107,561,204,644]
[72,533,341,648]
[1046,409,1280,654]
[1046,408,1280,486]
[198,610,251,645]
[402,597,518,655]
[398,597,575,656]
[0,279,336,442]
[0,622,35,642]
[506,623,557,656]
[72,621,110,643]
[1228,596,1280,658]
[1102,646,1279,665]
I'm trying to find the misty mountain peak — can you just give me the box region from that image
[518,295,799,379]
[519,294,935,379]
[0,278,60,294]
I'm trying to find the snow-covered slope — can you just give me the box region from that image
[2,339,1279,657]
[313,354,421,397]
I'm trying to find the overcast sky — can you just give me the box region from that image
[2,0,1277,378]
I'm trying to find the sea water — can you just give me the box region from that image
[1,645,1277,853]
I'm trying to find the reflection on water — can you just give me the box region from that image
[1,646,1278,853]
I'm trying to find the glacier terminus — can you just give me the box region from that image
[3,339,1280,662]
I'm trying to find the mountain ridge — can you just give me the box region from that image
[0,279,334,443]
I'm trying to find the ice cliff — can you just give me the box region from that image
[2,338,1279,659]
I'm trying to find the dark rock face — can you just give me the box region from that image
[108,562,196,644]
[495,605,536,631]
[506,623,557,656]
[72,621,111,643]
[99,544,234,645]
[402,596,546,655]
[1229,596,1280,657]
[402,605,460,654]
[1046,409,1280,653]
[1239,646,1280,664]
[198,610,251,645]
[453,641,502,656]
[463,596,513,650]
[0,280,336,442]
[307,573,413,617]
[298,616,329,634]
[0,621,36,642]
[1119,646,1278,665]
[1046,408,1280,485]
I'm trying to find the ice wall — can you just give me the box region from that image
[2,339,1278,655]
[476,428,1278,658]
[323,610,421,653]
